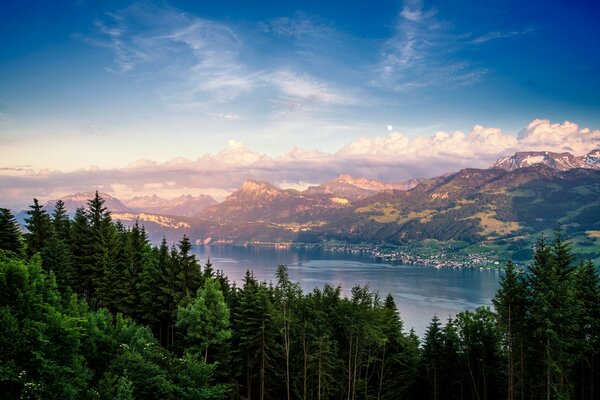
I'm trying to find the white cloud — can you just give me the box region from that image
[1,119,598,209]
[518,119,600,154]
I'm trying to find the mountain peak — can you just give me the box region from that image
[492,150,600,171]
[124,193,217,217]
[239,180,282,194]
[584,149,600,164]
[44,192,131,213]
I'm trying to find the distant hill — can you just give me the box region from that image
[304,174,420,201]
[124,194,217,217]
[11,151,600,262]
[44,192,132,214]
[186,152,600,263]
[16,192,192,243]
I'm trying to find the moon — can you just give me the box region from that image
[387,125,393,132]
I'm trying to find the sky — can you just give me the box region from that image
[1,0,599,208]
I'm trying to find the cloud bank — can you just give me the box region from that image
[1,119,598,209]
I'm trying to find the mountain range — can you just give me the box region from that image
[492,149,600,171]
[14,149,600,261]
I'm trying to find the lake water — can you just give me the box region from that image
[193,245,502,337]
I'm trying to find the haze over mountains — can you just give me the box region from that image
[16,149,600,263]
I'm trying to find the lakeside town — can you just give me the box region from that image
[240,241,505,269]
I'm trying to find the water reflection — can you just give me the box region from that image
[194,245,501,336]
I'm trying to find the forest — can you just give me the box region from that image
[0,192,599,400]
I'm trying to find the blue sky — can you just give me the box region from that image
[0,0,599,206]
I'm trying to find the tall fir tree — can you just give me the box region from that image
[177,235,202,301]
[572,260,600,400]
[51,199,70,242]
[493,261,528,400]
[0,208,24,255]
[527,235,578,399]
[87,191,118,304]
[69,207,94,297]
[24,198,53,258]
[422,315,443,400]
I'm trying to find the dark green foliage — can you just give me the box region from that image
[51,199,70,242]
[1,195,599,400]
[177,278,231,361]
[24,198,53,257]
[177,234,203,300]
[231,271,280,400]
[69,207,95,297]
[493,261,528,400]
[0,207,24,255]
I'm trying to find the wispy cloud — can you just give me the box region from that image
[266,70,356,115]
[207,112,240,121]
[375,0,487,92]
[80,4,361,117]
[471,28,534,44]
[400,0,436,22]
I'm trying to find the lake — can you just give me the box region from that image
[193,245,502,337]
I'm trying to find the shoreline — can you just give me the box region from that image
[197,241,507,270]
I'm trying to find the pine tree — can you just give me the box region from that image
[24,198,53,257]
[87,191,118,303]
[154,238,177,347]
[527,235,578,399]
[572,260,600,400]
[177,235,202,301]
[274,264,301,400]
[69,207,93,296]
[0,208,24,255]
[41,232,74,290]
[493,261,527,400]
[377,294,420,400]
[455,308,504,400]
[51,199,70,242]
[233,271,279,400]
[422,315,443,400]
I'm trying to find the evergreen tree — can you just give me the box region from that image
[24,198,53,257]
[527,235,578,399]
[87,191,118,303]
[233,271,280,400]
[177,235,202,301]
[422,315,443,400]
[177,278,232,362]
[0,208,24,255]
[572,260,600,400]
[455,308,504,400]
[51,199,70,242]
[70,207,94,297]
[154,238,178,347]
[41,232,74,290]
[377,294,420,400]
[493,261,528,400]
[274,264,301,400]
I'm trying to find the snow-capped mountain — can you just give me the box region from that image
[492,149,600,171]
[124,194,217,217]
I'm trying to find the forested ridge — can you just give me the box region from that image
[1,192,599,400]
